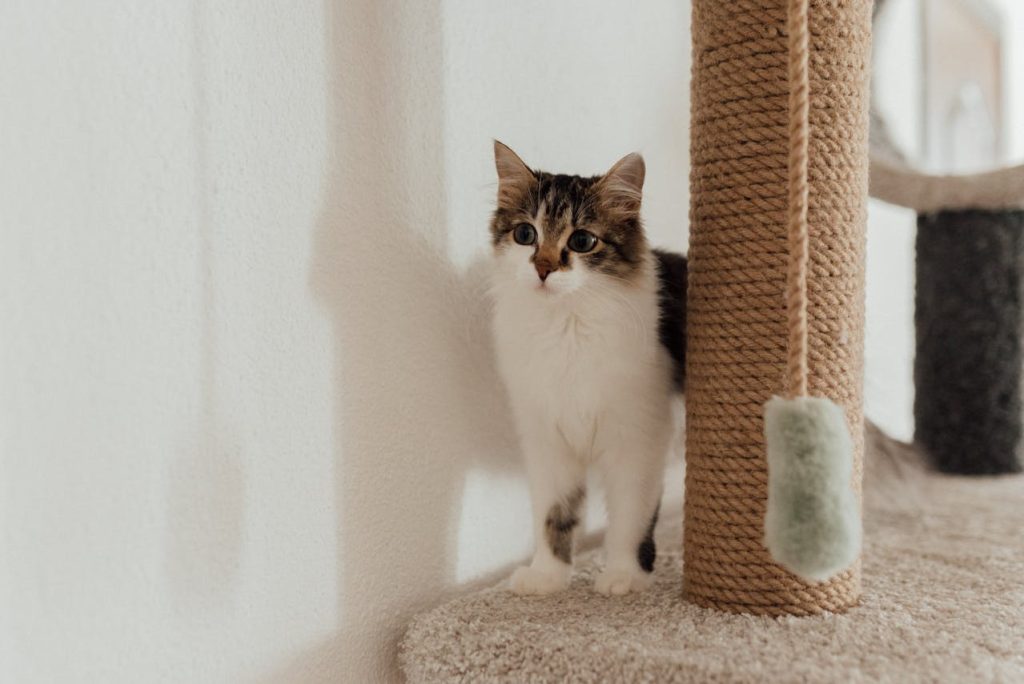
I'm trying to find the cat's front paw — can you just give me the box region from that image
[509,565,570,595]
[594,567,653,596]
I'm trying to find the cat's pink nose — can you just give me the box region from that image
[535,264,552,282]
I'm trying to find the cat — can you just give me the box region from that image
[489,141,686,596]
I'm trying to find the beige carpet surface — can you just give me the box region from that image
[401,441,1024,683]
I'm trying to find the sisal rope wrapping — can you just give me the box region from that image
[683,0,870,616]
[786,0,810,399]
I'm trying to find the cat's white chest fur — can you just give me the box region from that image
[492,266,672,462]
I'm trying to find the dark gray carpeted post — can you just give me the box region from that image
[915,209,1024,474]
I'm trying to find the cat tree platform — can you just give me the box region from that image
[400,434,1024,682]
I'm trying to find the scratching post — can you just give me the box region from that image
[867,11,1024,475]
[915,210,1024,475]
[685,0,870,615]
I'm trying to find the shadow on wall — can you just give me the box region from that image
[164,0,246,607]
[270,0,518,680]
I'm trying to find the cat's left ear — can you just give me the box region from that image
[494,140,535,208]
[599,152,645,214]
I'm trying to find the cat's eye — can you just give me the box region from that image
[567,230,598,253]
[512,223,537,245]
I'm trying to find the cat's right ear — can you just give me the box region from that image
[494,140,534,208]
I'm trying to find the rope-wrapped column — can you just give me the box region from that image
[915,210,1024,475]
[684,0,871,615]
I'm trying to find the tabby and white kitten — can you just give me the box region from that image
[489,142,687,596]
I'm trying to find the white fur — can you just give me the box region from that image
[491,238,679,596]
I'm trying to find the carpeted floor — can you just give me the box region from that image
[400,431,1024,682]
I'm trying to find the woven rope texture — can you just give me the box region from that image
[684,0,871,616]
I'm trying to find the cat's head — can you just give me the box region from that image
[489,141,648,296]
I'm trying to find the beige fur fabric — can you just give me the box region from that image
[870,158,1024,212]
[400,435,1024,682]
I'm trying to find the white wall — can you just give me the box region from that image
[985,0,1024,163]
[0,1,690,682]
